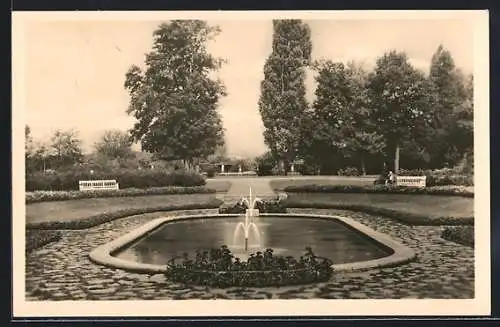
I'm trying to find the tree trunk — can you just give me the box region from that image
[360,157,366,176]
[394,141,400,174]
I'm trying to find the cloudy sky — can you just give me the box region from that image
[23,16,474,158]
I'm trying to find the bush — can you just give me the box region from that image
[373,168,473,187]
[255,152,275,176]
[165,245,333,288]
[218,198,287,214]
[337,167,360,176]
[26,230,62,252]
[26,169,206,191]
[441,226,474,247]
[283,184,474,197]
[204,166,217,178]
[26,199,223,230]
[26,186,216,204]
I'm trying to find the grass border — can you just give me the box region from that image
[26,199,224,230]
[441,226,474,247]
[26,230,63,252]
[280,184,474,198]
[282,201,473,226]
[26,186,218,204]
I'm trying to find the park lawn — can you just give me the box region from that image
[285,193,473,218]
[26,194,219,224]
[205,179,231,192]
[270,177,375,191]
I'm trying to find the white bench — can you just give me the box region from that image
[396,176,426,188]
[79,180,119,191]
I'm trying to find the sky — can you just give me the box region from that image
[23,17,474,158]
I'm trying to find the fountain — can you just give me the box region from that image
[233,187,262,251]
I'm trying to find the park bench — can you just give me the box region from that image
[395,176,426,188]
[79,180,119,191]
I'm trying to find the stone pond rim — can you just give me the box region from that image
[88,213,417,275]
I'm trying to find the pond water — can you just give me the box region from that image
[113,216,393,265]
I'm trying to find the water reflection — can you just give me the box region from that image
[114,216,392,265]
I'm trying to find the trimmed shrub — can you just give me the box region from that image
[283,184,474,197]
[165,245,333,288]
[26,169,206,191]
[218,198,287,214]
[282,201,474,226]
[375,168,473,187]
[26,230,62,252]
[337,167,360,176]
[26,186,216,204]
[26,199,223,230]
[205,166,217,178]
[441,226,474,247]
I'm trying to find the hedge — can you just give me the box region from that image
[165,246,333,287]
[282,184,474,198]
[26,186,216,203]
[441,226,474,247]
[26,230,62,252]
[375,168,474,187]
[26,199,223,230]
[282,201,474,226]
[26,169,206,191]
[218,199,287,214]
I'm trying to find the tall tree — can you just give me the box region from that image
[302,61,384,175]
[427,44,468,167]
[302,61,353,172]
[50,129,84,168]
[258,19,312,173]
[25,125,36,172]
[124,20,226,170]
[94,129,133,159]
[450,74,474,164]
[344,61,385,175]
[367,51,434,173]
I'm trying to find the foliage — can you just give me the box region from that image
[282,184,474,197]
[203,165,217,178]
[300,61,385,176]
[25,169,206,191]
[26,230,62,252]
[26,199,223,230]
[165,245,333,287]
[26,186,216,203]
[392,168,473,187]
[218,198,287,214]
[337,167,360,176]
[26,129,84,172]
[124,20,226,168]
[258,20,312,172]
[367,51,435,173]
[49,129,84,168]
[424,45,472,168]
[441,226,474,247]
[93,129,134,159]
[255,151,277,176]
[283,202,473,226]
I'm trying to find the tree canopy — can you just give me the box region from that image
[258,19,312,173]
[94,129,134,159]
[124,20,226,168]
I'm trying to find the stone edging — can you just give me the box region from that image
[89,213,416,274]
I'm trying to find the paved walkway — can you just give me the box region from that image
[25,208,474,300]
[216,177,276,202]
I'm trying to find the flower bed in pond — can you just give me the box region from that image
[165,245,333,288]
